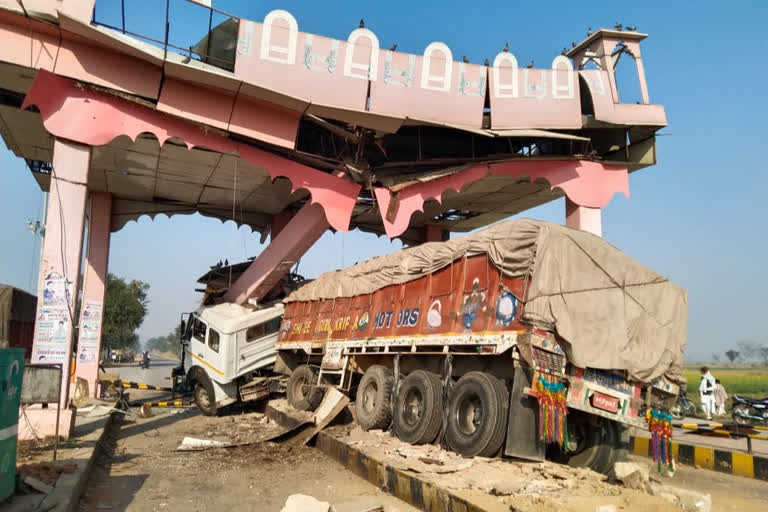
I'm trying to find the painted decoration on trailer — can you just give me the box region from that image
[426,300,442,328]
[495,291,519,327]
[461,278,486,332]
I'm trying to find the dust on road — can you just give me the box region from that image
[80,407,417,512]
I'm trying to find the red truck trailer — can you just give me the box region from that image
[274,219,686,473]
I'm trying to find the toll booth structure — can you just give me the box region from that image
[0,1,667,439]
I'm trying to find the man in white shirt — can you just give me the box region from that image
[699,366,716,420]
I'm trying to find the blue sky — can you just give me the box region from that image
[1,0,766,360]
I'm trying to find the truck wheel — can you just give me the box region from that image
[594,421,629,476]
[356,365,394,431]
[548,417,611,473]
[287,364,324,411]
[195,380,218,416]
[393,370,443,444]
[445,372,509,457]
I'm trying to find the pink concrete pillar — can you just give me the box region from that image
[22,139,90,440]
[565,198,602,237]
[224,202,329,304]
[271,210,292,240]
[76,191,112,398]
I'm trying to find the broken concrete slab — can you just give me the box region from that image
[487,480,526,496]
[23,476,54,494]
[280,494,331,512]
[176,437,234,451]
[613,461,649,482]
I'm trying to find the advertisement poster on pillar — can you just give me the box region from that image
[32,272,72,364]
[78,301,103,365]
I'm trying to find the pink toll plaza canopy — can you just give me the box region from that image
[0,1,666,243]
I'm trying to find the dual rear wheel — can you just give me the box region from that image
[354,367,509,457]
[290,363,626,474]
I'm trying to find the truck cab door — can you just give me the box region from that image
[189,316,226,382]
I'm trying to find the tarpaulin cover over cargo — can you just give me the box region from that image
[286,219,687,383]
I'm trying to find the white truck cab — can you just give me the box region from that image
[177,302,285,415]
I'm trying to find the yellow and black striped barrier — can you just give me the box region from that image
[132,400,191,408]
[631,436,768,480]
[104,380,174,392]
[673,422,768,441]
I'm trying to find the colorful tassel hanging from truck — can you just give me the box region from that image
[646,409,674,473]
[530,372,569,446]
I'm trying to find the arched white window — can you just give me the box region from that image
[492,52,519,98]
[345,28,380,81]
[420,42,452,92]
[260,9,298,64]
[551,55,575,99]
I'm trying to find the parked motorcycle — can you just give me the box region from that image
[670,389,696,420]
[732,395,768,425]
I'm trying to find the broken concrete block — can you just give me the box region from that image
[613,461,648,482]
[621,471,647,491]
[24,476,54,494]
[176,437,234,451]
[488,480,526,496]
[281,494,330,512]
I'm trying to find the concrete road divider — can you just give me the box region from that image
[631,436,768,480]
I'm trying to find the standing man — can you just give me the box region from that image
[699,366,716,420]
[714,379,728,416]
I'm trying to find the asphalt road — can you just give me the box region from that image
[103,356,180,402]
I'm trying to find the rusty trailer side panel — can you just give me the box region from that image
[277,254,528,347]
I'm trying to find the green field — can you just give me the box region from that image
[680,367,768,416]
[682,367,768,396]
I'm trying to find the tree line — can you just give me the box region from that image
[718,341,768,365]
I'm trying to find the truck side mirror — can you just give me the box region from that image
[180,319,187,340]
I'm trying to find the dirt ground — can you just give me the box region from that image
[78,399,768,512]
[80,406,418,512]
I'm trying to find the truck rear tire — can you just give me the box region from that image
[594,420,629,476]
[393,370,443,444]
[356,365,394,431]
[287,364,324,412]
[195,381,218,416]
[548,417,623,475]
[445,372,509,457]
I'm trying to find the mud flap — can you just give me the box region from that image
[504,364,545,461]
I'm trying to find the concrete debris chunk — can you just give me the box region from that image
[595,506,617,512]
[488,480,526,496]
[612,462,648,482]
[522,479,563,494]
[23,476,54,494]
[621,471,648,491]
[176,436,234,451]
[281,494,330,512]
